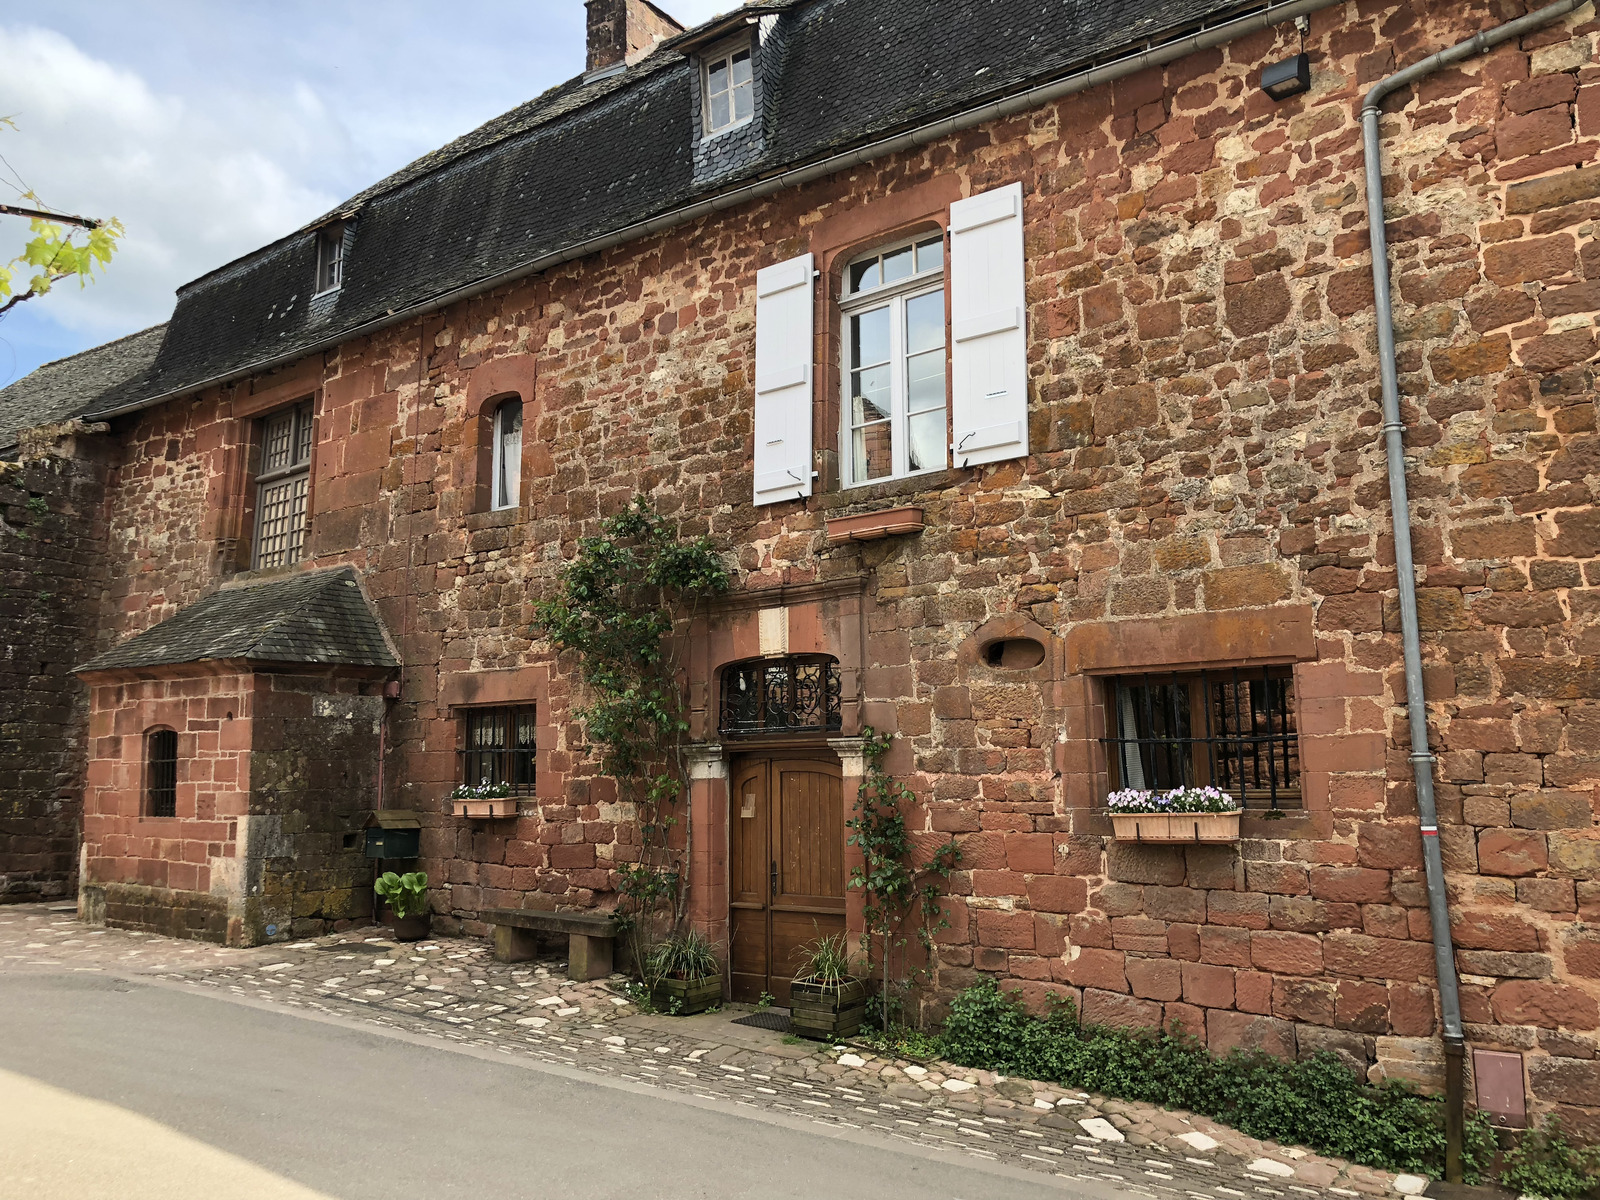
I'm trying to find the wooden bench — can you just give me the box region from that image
[482,908,618,980]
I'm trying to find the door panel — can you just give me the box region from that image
[727,755,845,1005]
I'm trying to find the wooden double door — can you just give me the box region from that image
[729,754,846,1005]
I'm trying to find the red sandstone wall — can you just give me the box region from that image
[83,0,1600,1131]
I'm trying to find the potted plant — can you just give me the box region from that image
[1107,785,1242,844]
[450,780,517,819]
[646,927,722,1015]
[374,870,430,940]
[789,931,867,1040]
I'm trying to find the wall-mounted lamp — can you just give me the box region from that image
[1261,53,1312,101]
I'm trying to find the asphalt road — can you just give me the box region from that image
[0,970,1105,1200]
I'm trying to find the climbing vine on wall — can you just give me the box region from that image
[535,495,729,966]
[846,728,960,1029]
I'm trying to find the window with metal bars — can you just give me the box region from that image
[459,707,537,794]
[146,728,178,817]
[719,655,843,737]
[1100,666,1301,811]
[252,402,313,570]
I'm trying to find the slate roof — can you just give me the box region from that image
[0,323,164,452]
[69,0,1282,418]
[76,567,399,674]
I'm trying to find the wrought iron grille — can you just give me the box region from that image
[147,728,178,817]
[459,706,537,794]
[719,655,842,737]
[1101,666,1300,810]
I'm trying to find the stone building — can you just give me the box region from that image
[4,0,1600,1137]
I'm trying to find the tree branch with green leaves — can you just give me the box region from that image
[0,118,123,316]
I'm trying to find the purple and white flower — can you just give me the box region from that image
[1105,786,1240,814]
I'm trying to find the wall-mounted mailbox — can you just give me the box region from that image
[364,810,422,860]
[1473,1049,1527,1128]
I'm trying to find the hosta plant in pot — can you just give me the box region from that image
[646,927,722,1015]
[789,931,867,1040]
[1106,785,1242,844]
[374,870,430,940]
[449,779,516,819]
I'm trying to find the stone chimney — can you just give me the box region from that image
[584,0,684,75]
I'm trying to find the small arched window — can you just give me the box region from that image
[719,656,842,737]
[146,728,178,818]
[490,397,523,511]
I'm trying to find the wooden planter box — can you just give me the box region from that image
[651,974,722,1015]
[451,797,518,819]
[1110,810,1241,844]
[790,977,868,1040]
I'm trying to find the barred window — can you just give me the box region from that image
[459,707,537,794]
[252,402,313,570]
[719,655,842,737]
[147,728,178,817]
[1102,666,1300,810]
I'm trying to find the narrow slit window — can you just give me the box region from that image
[459,707,537,794]
[147,728,178,818]
[252,401,313,570]
[1101,666,1300,811]
[490,397,523,511]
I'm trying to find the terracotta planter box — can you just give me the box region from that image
[651,974,722,1015]
[825,506,924,544]
[790,976,867,1040]
[1110,811,1241,844]
[451,797,518,819]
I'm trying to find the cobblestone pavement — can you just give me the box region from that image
[0,905,1426,1199]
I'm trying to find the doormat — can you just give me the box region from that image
[731,1009,791,1032]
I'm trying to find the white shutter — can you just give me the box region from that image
[949,181,1028,468]
[752,252,815,505]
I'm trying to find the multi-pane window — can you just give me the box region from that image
[704,43,753,133]
[491,398,523,511]
[842,235,947,486]
[146,728,178,817]
[1102,666,1301,811]
[252,402,313,570]
[316,225,344,293]
[460,707,537,794]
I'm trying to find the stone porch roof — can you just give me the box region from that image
[76,567,398,674]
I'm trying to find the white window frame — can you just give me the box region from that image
[701,38,754,137]
[490,397,523,512]
[838,234,949,489]
[315,226,344,295]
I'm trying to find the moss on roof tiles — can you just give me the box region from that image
[76,567,397,674]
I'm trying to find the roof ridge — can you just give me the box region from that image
[18,322,168,377]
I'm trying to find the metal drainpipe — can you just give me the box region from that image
[1361,0,1583,1180]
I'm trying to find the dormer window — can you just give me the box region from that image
[316,225,345,294]
[703,42,753,134]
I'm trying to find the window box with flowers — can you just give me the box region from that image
[450,781,518,820]
[1106,786,1242,844]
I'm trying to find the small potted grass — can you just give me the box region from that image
[646,927,722,1015]
[373,870,430,940]
[1106,785,1242,844]
[789,931,867,1040]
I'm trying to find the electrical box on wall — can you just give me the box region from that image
[1473,1049,1527,1128]
[363,810,422,860]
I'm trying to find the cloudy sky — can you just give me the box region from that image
[0,1,728,386]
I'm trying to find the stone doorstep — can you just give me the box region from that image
[1,908,1416,1196]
